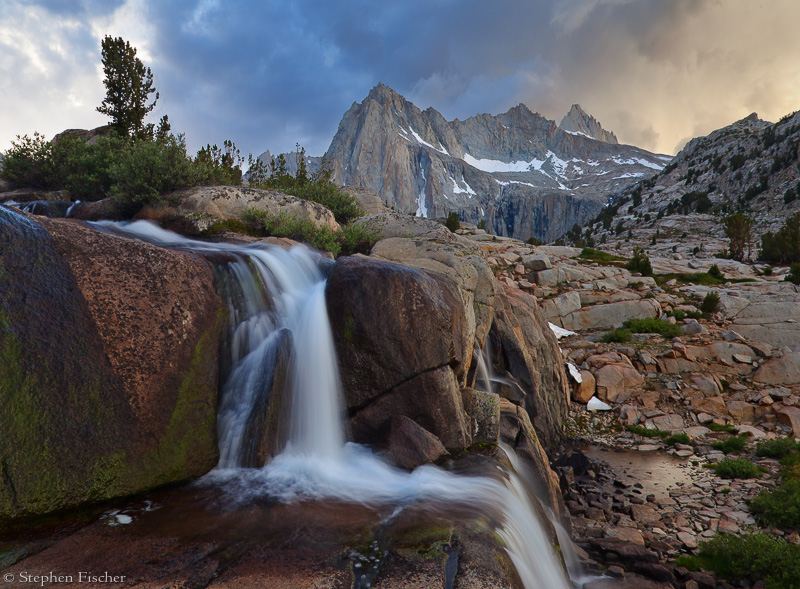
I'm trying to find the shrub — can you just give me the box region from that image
[280,180,363,225]
[625,425,670,439]
[756,437,799,459]
[625,246,653,276]
[664,433,691,446]
[601,328,631,343]
[711,435,749,455]
[749,480,800,529]
[0,132,53,188]
[477,219,486,230]
[672,309,686,321]
[110,134,197,206]
[760,213,800,264]
[786,263,800,285]
[622,317,682,338]
[445,211,460,232]
[713,457,762,479]
[701,291,721,314]
[526,236,542,246]
[782,453,800,481]
[579,248,626,263]
[708,264,724,280]
[707,423,739,434]
[260,213,341,256]
[337,222,380,256]
[676,533,800,589]
[239,209,379,257]
[1,130,248,211]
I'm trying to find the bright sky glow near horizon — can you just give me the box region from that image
[1,0,799,160]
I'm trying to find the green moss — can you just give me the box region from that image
[0,311,64,516]
[129,310,222,489]
[393,525,454,561]
[343,314,356,344]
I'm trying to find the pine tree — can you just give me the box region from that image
[724,213,754,261]
[295,143,308,184]
[96,36,159,138]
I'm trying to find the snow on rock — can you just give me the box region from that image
[549,322,576,339]
[567,362,583,383]
[587,397,612,412]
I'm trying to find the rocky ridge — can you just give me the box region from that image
[579,110,800,255]
[325,83,670,242]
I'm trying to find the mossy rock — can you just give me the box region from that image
[0,209,223,523]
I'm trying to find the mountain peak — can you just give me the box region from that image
[559,104,619,144]
[366,82,402,103]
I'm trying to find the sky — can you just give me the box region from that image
[2,0,799,160]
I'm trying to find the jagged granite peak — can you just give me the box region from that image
[325,84,669,241]
[559,104,619,145]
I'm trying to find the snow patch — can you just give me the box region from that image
[587,397,611,411]
[549,323,576,339]
[408,127,449,155]
[463,153,535,173]
[610,156,664,171]
[416,167,428,218]
[567,362,582,383]
[451,176,477,196]
[563,129,594,140]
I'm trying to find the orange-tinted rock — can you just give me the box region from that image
[573,370,596,404]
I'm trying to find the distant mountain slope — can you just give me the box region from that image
[324,84,669,241]
[583,110,800,249]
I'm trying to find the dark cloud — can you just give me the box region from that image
[1,0,799,159]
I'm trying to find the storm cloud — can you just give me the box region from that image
[1,0,799,159]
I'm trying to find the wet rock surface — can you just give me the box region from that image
[0,469,525,589]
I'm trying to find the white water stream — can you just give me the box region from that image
[97,220,572,589]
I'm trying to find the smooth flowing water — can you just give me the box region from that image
[97,220,572,589]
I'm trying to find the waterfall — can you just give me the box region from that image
[96,220,572,589]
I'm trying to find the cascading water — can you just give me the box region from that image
[97,220,572,589]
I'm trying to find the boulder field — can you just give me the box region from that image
[456,221,800,587]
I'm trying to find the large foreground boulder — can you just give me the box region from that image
[370,233,495,379]
[326,255,473,450]
[0,208,222,522]
[136,186,340,234]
